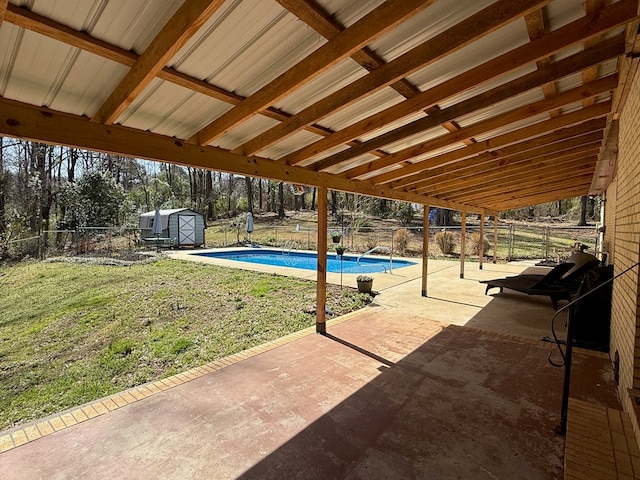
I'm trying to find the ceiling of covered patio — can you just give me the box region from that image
[1,0,639,214]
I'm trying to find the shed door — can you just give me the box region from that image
[178,215,196,245]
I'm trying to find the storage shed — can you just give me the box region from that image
[139,209,206,247]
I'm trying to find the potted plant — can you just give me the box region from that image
[330,230,343,244]
[335,244,346,256]
[356,275,373,294]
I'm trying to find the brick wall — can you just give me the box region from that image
[607,67,640,438]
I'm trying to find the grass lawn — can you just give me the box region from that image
[0,257,371,431]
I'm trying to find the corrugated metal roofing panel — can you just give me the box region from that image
[406,19,530,95]
[318,86,405,132]
[273,58,367,115]
[48,52,128,117]
[214,115,280,150]
[258,130,324,159]
[88,0,183,54]
[170,0,324,98]
[356,111,427,143]
[368,0,498,61]
[455,88,547,128]
[119,79,234,139]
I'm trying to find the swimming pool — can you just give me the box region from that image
[193,249,416,274]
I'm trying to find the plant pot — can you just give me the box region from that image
[332,235,342,244]
[336,247,345,256]
[357,279,373,294]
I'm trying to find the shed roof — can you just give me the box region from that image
[139,209,200,218]
[1,0,639,213]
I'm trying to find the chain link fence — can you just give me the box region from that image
[1,222,598,263]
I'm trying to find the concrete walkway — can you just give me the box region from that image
[0,254,620,479]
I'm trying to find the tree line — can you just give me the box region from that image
[0,138,598,245]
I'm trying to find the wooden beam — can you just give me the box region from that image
[0,0,8,25]
[493,217,498,264]
[340,76,617,179]
[432,153,599,201]
[416,137,603,195]
[380,110,609,188]
[422,204,429,296]
[0,98,478,212]
[525,8,561,118]
[236,0,551,156]
[192,0,433,145]
[460,211,466,279]
[441,156,598,203]
[92,0,225,125]
[471,174,594,206]
[479,213,485,270]
[484,185,592,210]
[3,4,387,151]
[316,186,327,332]
[283,0,635,169]
[275,0,421,99]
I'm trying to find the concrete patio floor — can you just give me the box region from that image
[0,255,622,479]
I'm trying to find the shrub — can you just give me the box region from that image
[468,232,491,256]
[394,228,410,255]
[435,230,455,255]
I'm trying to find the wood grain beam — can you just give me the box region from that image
[416,140,602,196]
[192,0,433,146]
[284,0,636,169]
[437,154,598,202]
[339,75,617,179]
[481,183,592,210]
[373,108,609,187]
[92,0,226,125]
[468,174,594,206]
[275,0,421,98]
[525,7,561,118]
[0,0,8,25]
[406,127,605,191]
[0,98,476,212]
[3,4,379,152]
[236,0,550,156]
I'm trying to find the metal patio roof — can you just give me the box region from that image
[1,0,639,214]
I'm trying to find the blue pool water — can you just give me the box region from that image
[193,249,416,274]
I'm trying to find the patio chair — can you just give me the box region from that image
[480,251,600,309]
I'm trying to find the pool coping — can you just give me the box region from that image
[167,246,426,292]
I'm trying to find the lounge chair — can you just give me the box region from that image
[480,252,600,309]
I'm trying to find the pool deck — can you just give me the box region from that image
[1,249,633,479]
[169,247,562,341]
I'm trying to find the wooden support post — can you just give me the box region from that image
[479,212,485,270]
[422,204,429,297]
[460,210,466,279]
[316,187,327,333]
[493,215,498,264]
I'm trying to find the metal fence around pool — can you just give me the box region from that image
[1,222,598,263]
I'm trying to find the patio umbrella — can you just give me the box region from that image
[152,209,162,252]
[152,209,163,235]
[246,212,254,233]
[246,212,254,243]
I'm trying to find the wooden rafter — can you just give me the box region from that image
[0,98,476,213]
[417,138,603,196]
[431,150,600,201]
[192,0,434,146]
[2,4,385,157]
[339,75,617,180]
[282,0,636,171]
[374,110,609,187]
[92,0,226,125]
[239,0,551,158]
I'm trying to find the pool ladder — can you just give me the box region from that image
[282,241,298,255]
[357,246,392,273]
